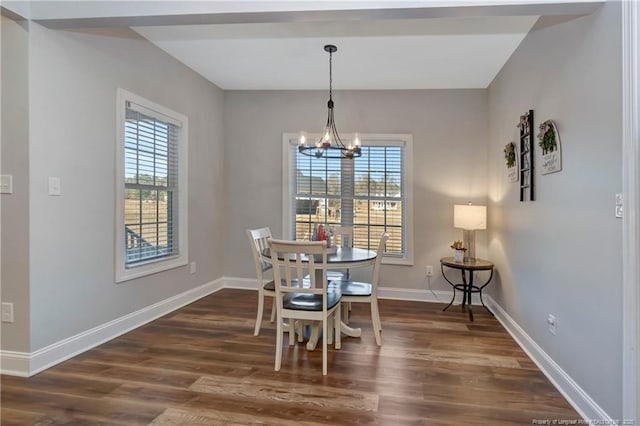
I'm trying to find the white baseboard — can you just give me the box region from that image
[1,278,224,377]
[222,276,258,291]
[0,351,30,377]
[485,296,612,423]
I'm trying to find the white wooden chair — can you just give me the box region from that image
[246,227,276,336]
[269,239,342,375]
[331,233,388,346]
[328,226,353,281]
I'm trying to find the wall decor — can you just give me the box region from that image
[504,141,518,182]
[537,119,562,175]
[518,110,534,201]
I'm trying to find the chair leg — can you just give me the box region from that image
[275,313,283,371]
[254,290,264,336]
[322,318,328,375]
[270,300,276,323]
[297,321,304,343]
[371,299,382,346]
[288,320,295,346]
[335,304,341,350]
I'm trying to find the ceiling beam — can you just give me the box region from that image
[27,2,603,29]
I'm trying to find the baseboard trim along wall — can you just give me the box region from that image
[485,296,613,423]
[0,278,225,377]
[0,276,611,424]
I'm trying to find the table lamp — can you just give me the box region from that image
[453,203,487,262]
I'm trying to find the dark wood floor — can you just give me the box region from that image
[1,289,579,425]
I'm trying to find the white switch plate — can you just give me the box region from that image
[616,193,623,218]
[0,175,13,194]
[48,177,61,196]
[1,302,14,323]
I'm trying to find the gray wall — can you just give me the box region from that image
[224,89,489,291]
[1,16,31,352]
[25,24,225,351]
[487,3,622,417]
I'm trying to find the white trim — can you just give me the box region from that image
[223,276,260,291]
[0,279,223,377]
[114,88,189,283]
[0,351,31,377]
[485,295,612,423]
[622,0,640,421]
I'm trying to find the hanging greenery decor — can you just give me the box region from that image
[504,142,516,168]
[538,120,558,154]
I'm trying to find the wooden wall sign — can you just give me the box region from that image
[537,119,562,175]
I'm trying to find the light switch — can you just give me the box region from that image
[0,175,13,194]
[616,193,623,218]
[48,177,61,196]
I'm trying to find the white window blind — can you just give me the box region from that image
[115,89,188,282]
[124,102,179,266]
[284,134,413,264]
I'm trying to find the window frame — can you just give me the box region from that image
[115,89,189,283]
[282,132,413,265]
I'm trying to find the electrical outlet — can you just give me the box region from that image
[426,265,433,277]
[547,314,556,335]
[190,261,197,274]
[2,303,14,323]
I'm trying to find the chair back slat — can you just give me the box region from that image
[330,226,353,248]
[247,227,272,273]
[269,239,327,298]
[371,233,389,293]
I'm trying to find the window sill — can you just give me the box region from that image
[116,255,187,283]
[382,256,413,266]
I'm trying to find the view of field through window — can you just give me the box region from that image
[294,145,404,256]
[124,108,177,265]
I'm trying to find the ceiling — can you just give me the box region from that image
[6,1,603,90]
[132,16,539,90]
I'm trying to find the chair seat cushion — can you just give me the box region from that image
[329,280,372,297]
[283,290,342,311]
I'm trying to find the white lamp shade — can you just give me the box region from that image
[454,204,487,230]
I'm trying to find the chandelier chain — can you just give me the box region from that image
[329,49,333,101]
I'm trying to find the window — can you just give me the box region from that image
[283,133,413,265]
[115,89,188,282]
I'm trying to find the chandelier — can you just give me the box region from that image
[298,45,362,159]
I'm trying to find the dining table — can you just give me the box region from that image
[262,245,377,350]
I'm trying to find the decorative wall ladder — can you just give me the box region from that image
[518,110,534,201]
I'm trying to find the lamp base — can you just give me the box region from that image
[462,229,477,262]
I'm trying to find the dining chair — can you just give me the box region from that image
[331,232,388,346]
[246,227,276,336]
[328,226,353,281]
[269,238,342,375]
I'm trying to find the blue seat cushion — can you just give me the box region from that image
[282,290,342,311]
[329,280,372,297]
